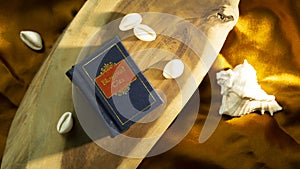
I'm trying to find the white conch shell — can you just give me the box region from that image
[216,60,282,116]
[57,112,73,134]
[163,59,184,79]
[20,30,43,50]
[119,13,142,31]
[133,24,156,41]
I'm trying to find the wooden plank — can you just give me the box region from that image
[2,0,239,168]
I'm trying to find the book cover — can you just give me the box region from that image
[66,36,163,136]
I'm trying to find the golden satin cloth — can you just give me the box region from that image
[139,0,300,169]
[0,0,86,162]
[0,0,299,168]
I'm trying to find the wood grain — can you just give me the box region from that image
[1,0,239,168]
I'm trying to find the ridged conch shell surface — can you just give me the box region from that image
[216,60,282,116]
[20,30,43,50]
[119,13,142,31]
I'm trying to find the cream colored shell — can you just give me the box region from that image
[57,112,73,134]
[119,13,142,31]
[216,60,282,116]
[163,59,184,79]
[133,24,156,41]
[20,30,43,50]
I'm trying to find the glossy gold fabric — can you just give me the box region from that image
[139,0,300,168]
[0,0,299,168]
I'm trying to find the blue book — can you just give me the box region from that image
[66,37,163,137]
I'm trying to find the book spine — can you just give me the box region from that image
[67,66,124,137]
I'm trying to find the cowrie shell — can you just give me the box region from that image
[119,13,142,31]
[163,59,184,79]
[133,24,156,41]
[20,30,43,50]
[57,112,73,134]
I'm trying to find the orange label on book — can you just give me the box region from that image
[95,60,136,98]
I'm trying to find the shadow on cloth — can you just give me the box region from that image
[0,0,86,163]
[0,0,299,168]
[139,0,300,169]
